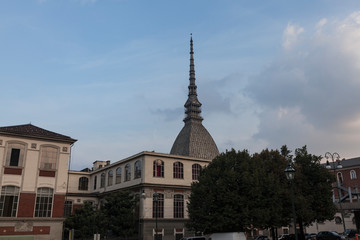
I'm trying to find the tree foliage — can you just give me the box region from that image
[187,146,336,235]
[102,191,138,238]
[64,202,107,239]
[292,146,337,236]
[65,190,138,239]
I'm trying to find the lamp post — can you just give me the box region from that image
[325,152,346,233]
[285,163,298,240]
[153,192,160,240]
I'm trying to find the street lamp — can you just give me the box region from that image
[153,193,160,240]
[325,152,346,233]
[285,163,298,240]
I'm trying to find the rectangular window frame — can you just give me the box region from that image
[40,146,59,170]
[34,188,53,218]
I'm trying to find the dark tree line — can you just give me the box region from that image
[65,190,138,240]
[187,146,336,239]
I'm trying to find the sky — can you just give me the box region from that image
[2,0,360,170]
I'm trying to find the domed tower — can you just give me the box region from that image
[170,36,219,160]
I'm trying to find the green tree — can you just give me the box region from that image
[292,146,336,239]
[187,149,289,234]
[102,190,138,239]
[187,149,252,234]
[64,202,106,239]
[249,149,292,230]
[65,191,139,239]
[187,146,336,237]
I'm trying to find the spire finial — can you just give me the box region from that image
[183,35,203,123]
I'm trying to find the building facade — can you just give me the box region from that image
[0,124,76,239]
[306,157,360,234]
[66,152,212,240]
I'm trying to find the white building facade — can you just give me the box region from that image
[67,152,212,240]
[0,124,76,240]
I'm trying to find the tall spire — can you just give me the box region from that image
[184,34,203,123]
[170,35,219,160]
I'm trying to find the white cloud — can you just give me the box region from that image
[246,11,360,158]
[282,23,304,50]
[316,18,328,29]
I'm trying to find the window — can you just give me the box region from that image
[78,177,89,190]
[174,194,184,218]
[337,172,343,185]
[0,186,20,217]
[192,164,202,180]
[350,170,357,180]
[40,146,58,170]
[93,176,97,190]
[116,167,122,184]
[125,164,131,181]
[173,162,183,179]
[64,200,73,217]
[5,143,25,167]
[108,170,113,186]
[35,188,53,217]
[335,216,342,224]
[134,160,142,179]
[100,173,105,188]
[152,193,164,218]
[153,160,164,177]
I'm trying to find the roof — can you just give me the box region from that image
[341,157,360,168]
[0,124,77,144]
[171,121,219,160]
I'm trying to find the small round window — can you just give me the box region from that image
[335,216,342,224]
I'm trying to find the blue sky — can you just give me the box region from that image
[2,0,360,170]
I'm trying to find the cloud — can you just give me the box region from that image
[316,18,328,29]
[246,11,360,157]
[153,107,183,122]
[282,23,304,50]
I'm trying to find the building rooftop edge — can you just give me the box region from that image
[71,150,212,172]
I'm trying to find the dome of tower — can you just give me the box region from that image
[170,120,219,160]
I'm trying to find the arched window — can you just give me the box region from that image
[108,170,113,186]
[5,142,26,167]
[134,160,142,179]
[125,164,131,181]
[192,164,202,180]
[100,173,105,188]
[153,160,164,178]
[335,216,342,224]
[93,176,97,190]
[337,172,343,185]
[153,193,164,218]
[40,146,58,170]
[174,194,184,218]
[0,186,20,217]
[350,170,357,180]
[35,187,53,217]
[78,177,89,190]
[116,167,122,184]
[173,162,183,179]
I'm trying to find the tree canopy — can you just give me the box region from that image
[65,190,138,239]
[186,146,336,236]
[102,191,138,238]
